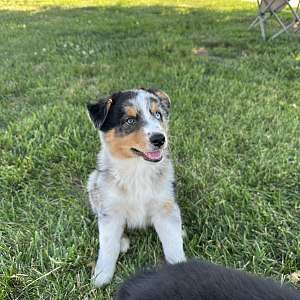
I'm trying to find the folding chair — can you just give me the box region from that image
[249,0,300,40]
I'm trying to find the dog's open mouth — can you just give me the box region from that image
[131,148,163,162]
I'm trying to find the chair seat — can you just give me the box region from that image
[260,0,289,12]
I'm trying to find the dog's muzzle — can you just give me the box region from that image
[149,133,165,148]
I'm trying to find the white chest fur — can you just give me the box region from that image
[88,149,175,228]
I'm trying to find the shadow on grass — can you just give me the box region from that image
[1,4,296,61]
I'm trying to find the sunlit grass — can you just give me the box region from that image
[0,0,254,11]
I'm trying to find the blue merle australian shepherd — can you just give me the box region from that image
[86,88,185,287]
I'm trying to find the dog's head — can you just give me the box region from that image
[87,88,171,162]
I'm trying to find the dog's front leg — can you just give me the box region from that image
[152,202,186,264]
[93,212,125,288]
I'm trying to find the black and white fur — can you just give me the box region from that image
[115,260,300,300]
[86,89,186,287]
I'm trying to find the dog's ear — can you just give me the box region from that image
[154,89,171,111]
[87,98,112,130]
[147,88,171,112]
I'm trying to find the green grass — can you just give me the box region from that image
[1,0,300,298]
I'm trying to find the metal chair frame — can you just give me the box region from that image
[249,0,300,40]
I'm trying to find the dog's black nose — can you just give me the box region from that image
[150,133,165,147]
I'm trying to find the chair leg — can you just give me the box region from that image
[273,12,290,33]
[286,1,300,22]
[249,0,261,29]
[257,0,276,40]
[270,22,294,39]
[249,14,269,29]
[293,1,300,32]
[249,16,259,29]
[258,16,266,40]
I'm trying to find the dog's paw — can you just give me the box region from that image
[92,269,114,288]
[166,251,186,264]
[120,236,130,253]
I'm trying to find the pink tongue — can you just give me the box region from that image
[144,151,162,160]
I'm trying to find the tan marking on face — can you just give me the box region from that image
[104,128,148,159]
[155,90,171,107]
[125,106,137,118]
[150,101,158,114]
[163,200,174,215]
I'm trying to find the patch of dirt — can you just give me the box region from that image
[192,47,208,56]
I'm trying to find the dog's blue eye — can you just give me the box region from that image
[126,118,136,125]
[154,112,161,120]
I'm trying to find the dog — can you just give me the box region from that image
[86,88,186,287]
[115,260,300,300]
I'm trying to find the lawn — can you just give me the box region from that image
[0,0,300,299]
